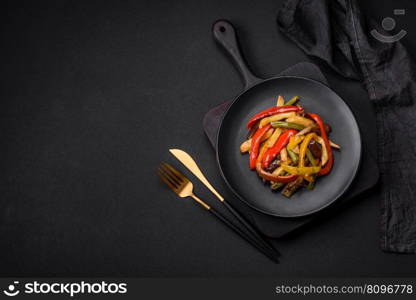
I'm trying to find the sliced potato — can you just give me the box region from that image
[295,125,314,136]
[280,148,288,162]
[314,136,328,166]
[265,128,282,148]
[286,116,314,127]
[330,140,341,149]
[263,128,274,141]
[276,95,284,106]
[240,128,274,153]
[240,139,251,153]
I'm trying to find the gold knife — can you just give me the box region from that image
[169,148,279,256]
[169,149,224,201]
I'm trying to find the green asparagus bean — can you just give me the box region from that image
[287,148,298,164]
[271,182,284,190]
[285,96,299,106]
[307,179,316,190]
[306,148,318,166]
[271,121,305,131]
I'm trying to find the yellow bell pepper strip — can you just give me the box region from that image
[271,121,305,131]
[276,95,284,106]
[259,112,296,128]
[249,124,272,169]
[286,116,315,128]
[298,133,318,184]
[314,136,329,166]
[247,105,303,129]
[262,129,297,168]
[292,145,300,154]
[299,133,317,167]
[287,135,304,150]
[307,113,333,176]
[285,96,299,106]
[281,164,321,175]
[256,162,298,183]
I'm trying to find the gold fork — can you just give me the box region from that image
[158,162,211,210]
[157,162,279,263]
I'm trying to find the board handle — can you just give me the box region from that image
[212,20,262,89]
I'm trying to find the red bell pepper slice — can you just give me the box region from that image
[262,129,298,168]
[249,124,272,169]
[256,162,298,183]
[306,113,333,176]
[247,105,303,129]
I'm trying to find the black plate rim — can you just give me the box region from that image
[215,75,362,218]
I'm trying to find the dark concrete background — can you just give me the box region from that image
[1,0,415,276]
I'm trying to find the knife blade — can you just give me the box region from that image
[169,149,224,201]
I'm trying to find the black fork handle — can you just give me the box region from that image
[209,207,279,263]
[189,193,279,263]
[222,200,279,256]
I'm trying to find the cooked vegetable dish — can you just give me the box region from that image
[240,95,340,198]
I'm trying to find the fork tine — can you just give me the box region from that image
[162,162,185,183]
[157,168,178,191]
[160,163,183,184]
[158,167,179,187]
[160,164,182,186]
[158,167,179,188]
[159,167,182,189]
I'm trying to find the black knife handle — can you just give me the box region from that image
[223,200,279,256]
[209,207,279,263]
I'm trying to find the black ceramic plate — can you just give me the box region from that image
[216,76,362,217]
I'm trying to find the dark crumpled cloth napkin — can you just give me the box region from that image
[277,0,416,253]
